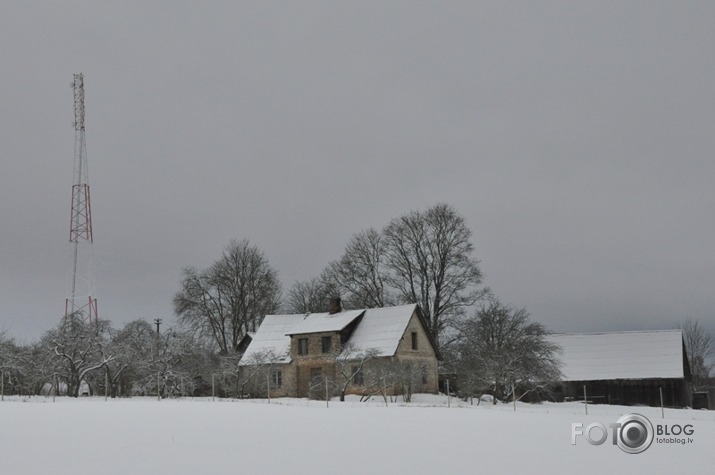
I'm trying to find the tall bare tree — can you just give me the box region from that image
[286,276,332,314]
[174,239,282,354]
[680,318,713,391]
[454,299,561,404]
[383,203,487,345]
[321,228,394,310]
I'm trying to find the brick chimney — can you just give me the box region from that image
[328,297,342,315]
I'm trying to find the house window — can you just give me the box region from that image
[271,370,282,388]
[298,338,309,355]
[421,366,428,385]
[321,336,332,354]
[310,367,323,384]
[352,365,364,386]
[411,332,418,350]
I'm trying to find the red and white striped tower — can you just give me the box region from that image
[65,73,98,323]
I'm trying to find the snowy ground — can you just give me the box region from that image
[1,394,713,475]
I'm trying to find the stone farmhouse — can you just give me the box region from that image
[238,300,440,399]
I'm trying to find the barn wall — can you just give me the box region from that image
[558,378,690,407]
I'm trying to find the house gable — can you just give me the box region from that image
[395,311,439,360]
[343,304,440,357]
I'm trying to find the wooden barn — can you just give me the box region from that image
[547,330,692,408]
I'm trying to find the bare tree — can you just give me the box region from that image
[0,331,21,395]
[383,203,487,346]
[174,239,282,354]
[290,204,486,346]
[286,276,332,314]
[454,299,561,404]
[0,331,15,375]
[390,360,429,403]
[322,228,394,310]
[680,318,713,391]
[333,345,380,401]
[2,341,51,396]
[125,326,210,398]
[42,313,116,397]
[107,320,157,397]
[234,349,283,398]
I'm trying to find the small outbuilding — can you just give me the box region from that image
[547,330,692,407]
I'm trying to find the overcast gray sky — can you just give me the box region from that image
[1,1,714,342]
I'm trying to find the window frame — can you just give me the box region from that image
[321,336,332,354]
[271,370,282,388]
[352,365,365,386]
[310,367,323,384]
[298,338,309,355]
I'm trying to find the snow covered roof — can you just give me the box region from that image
[343,304,419,357]
[239,304,429,364]
[238,314,305,366]
[547,330,686,381]
[285,309,365,335]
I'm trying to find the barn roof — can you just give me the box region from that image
[238,313,305,365]
[546,330,686,381]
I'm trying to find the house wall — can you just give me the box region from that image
[290,331,340,398]
[288,313,441,397]
[238,363,297,398]
[393,312,439,393]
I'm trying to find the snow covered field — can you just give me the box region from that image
[1,395,713,475]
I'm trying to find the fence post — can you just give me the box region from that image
[157,373,161,401]
[266,371,271,404]
[583,385,588,415]
[512,382,516,411]
[212,374,215,402]
[446,379,451,408]
[105,371,109,402]
[325,377,329,408]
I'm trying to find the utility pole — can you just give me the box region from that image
[154,318,162,336]
[65,73,98,323]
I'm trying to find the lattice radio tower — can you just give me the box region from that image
[65,73,98,323]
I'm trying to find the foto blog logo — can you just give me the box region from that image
[571,413,654,454]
